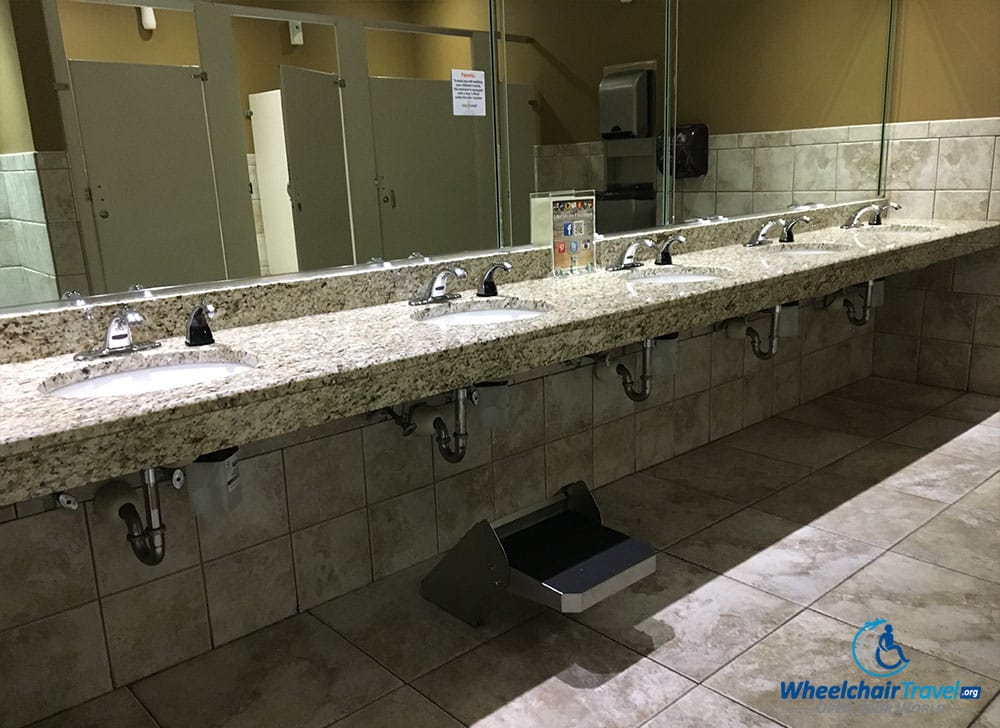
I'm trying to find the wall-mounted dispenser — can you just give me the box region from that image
[187,446,241,515]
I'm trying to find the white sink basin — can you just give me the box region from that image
[413,297,549,327]
[49,361,254,399]
[627,267,727,284]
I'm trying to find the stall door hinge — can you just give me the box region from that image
[193,71,208,82]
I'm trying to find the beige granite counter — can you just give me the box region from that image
[0,218,997,505]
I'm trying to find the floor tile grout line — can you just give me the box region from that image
[404,682,474,728]
[81,502,117,694]
[125,685,163,728]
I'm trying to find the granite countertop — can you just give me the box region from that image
[1,218,997,505]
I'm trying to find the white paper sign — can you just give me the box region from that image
[451,69,486,116]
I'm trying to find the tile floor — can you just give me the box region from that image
[26,380,1000,728]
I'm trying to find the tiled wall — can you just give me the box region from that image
[0,300,875,727]
[874,246,1000,396]
[0,153,57,306]
[536,117,1000,223]
[0,151,88,307]
[247,153,270,276]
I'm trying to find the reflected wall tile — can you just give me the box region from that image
[681,191,717,219]
[836,141,879,190]
[711,133,739,149]
[561,155,591,189]
[934,190,990,220]
[887,138,939,189]
[717,148,754,191]
[715,191,752,217]
[886,120,930,139]
[792,144,836,191]
[993,139,1000,189]
[535,156,562,191]
[928,117,1000,137]
[888,190,935,219]
[847,124,881,141]
[990,192,1000,220]
[937,137,996,189]
[754,146,794,191]
[739,130,789,147]
[789,125,849,145]
[752,191,792,212]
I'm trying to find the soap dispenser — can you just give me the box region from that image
[186,302,216,346]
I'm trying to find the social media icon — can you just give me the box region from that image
[563,223,574,236]
[557,241,567,254]
[569,240,579,253]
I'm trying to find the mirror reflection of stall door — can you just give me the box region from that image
[279,65,354,270]
[69,61,225,292]
[369,78,497,259]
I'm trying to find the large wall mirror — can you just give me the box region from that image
[1,0,892,310]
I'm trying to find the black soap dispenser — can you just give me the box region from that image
[186,302,216,346]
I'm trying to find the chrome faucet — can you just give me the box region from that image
[745,219,786,247]
[608,238,655,271]
[780,216,812,242]
[655,235,687,265]
[477,261,512,297]
[409,266,467,305]
[75,306,161,361]
[842,202,901,228]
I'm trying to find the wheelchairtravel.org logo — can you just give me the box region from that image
[779,618,982,716]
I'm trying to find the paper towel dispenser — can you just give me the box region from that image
[599,69,653,139]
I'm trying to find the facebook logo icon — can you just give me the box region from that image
[563,223,574,236]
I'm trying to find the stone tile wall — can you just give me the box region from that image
[0,295,876,726]
[536,117,1000,224]
[874,247,1000,396]
[0,151,88,307]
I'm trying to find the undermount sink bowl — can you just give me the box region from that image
[413,297,549,326]
[760,243,852,256]
[45,355,254,399]
[626,266,729,285]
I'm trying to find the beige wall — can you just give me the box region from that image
[675,0,890,135]
[890,0,1000,123]
[502,0,667,145]
[0,0,33,153]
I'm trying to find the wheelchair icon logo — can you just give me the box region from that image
[852,618,910,678]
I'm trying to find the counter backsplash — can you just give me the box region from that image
[0,201,874,365]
